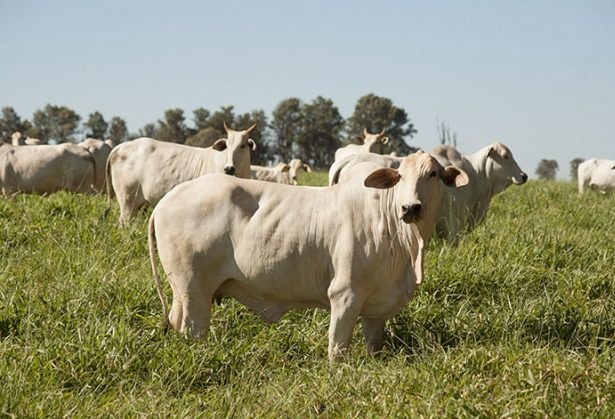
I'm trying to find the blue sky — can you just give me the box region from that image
[1,0,614,178]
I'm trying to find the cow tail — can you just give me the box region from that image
[148,212,170,331]
[103,152,114,218]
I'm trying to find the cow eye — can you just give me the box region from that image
[504,155,509,160]
[240,144,247,149]
[429,171,437,178]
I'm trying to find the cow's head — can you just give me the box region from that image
[286,158,312,185]
[212,122,257,178]
[364,150,469,225]
[362,128,389,150]
[484,142,527,193]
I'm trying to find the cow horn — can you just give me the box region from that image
[379,128,386,136]
[362,127,369,137]
[223,121,231,133]
[245,123,257,134]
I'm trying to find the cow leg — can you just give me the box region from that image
[117,190,143,227]
[327,290,363,362]
[179,278,219,341]
[361,317,385,355]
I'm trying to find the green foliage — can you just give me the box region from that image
[31,104,81,143]
[193,107,211,132]
[297,96,344,169]
[570,158,584,181]
[0,107,32,141]
[108,116,128,143]
[157,108,188,143]
[0,182,614,416]
[535,159,559,180]
[270,98,303,162]
[83,111,108,139]
[347,93,417,155]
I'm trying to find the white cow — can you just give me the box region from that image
[106,123,257,226]
[431,142,527,240]
[250,158,312,185]
[77,138,113,192]
[334,128,389,163]
[577,159,615,194]
[328,152,405,186]
[10,132,43,145]
[0,142,96,196]
[148,151,469,361]
[588,161,615,193]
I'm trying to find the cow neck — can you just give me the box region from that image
[466,148,495,207]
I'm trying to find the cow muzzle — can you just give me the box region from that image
[224,166,236,176]
[401,203,423,223]
[513,172,528,185]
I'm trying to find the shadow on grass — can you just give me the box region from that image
[0,316,20,338]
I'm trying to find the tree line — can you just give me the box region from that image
[0,94,417,168]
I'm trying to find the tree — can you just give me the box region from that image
[535,159,559,181]
[137,123,158,139]
[270,98,303,162]
[193,107,211,131]
[297,96,344,169]
[31,104,81,143]
[157,108,188,143]
[570,158,584,181]
[0,107,32,141]
[437,120,457,147]
[84,111,108,139]
[234,109,271,165]
[108,117,128,143]
[346,93,417,155]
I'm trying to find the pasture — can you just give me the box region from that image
[0,175,613,416]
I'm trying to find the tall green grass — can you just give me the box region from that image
[0,177,613,416]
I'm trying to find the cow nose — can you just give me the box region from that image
[402,203,422,216]
[521,172,528,183]
[224,166,235,176]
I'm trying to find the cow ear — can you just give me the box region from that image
[280,164,291,173]
[212,139,227,151]
[247,138,257,150]
[380,136,389,145]
[441,166,469,187]
[302,163,312,172]
[364,168,401,189]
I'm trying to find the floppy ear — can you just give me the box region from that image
[440,166,469,187]
[380,136,389,145]
[364,168,401,189]
[280,164,291,173]
[302,163,312,172]
[212,139,227,151]
[247,138,257,150]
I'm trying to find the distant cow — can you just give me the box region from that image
[10,132,43,146]
[577,159,615,194]
[334,128,389,163]
[0,143,96,196]
[431,142,527,240]
[106,123,257,226]
[148,151,469,361]
[328,152,405,186]
[77,138,114,192]
[250,158,312,185]
[587,161,615,193]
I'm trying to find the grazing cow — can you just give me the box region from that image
[0,143,96,196]
[431,142,527,240]
[577,159,615,194]
[148,151,469,361]
[588,161,615,193]
[106,123,257,226]
[77,138,114,192]
[250,158,312,185]
[334,128,389,163]
[328,152,405,186]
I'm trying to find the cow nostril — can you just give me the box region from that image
[224,166,235,175]
[402,203,422,214]
[521,173,528,182]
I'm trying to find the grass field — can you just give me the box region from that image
[0,174,614,417]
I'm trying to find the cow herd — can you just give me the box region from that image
[1,125,612,360]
